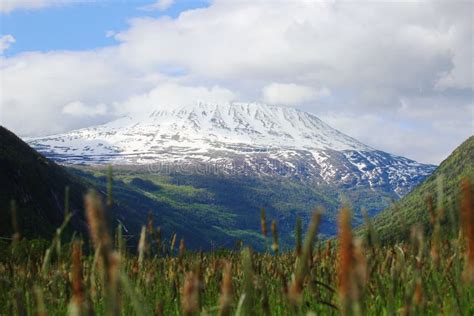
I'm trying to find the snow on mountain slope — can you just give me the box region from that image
[28,102,435,196]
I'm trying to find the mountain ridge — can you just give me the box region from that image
[28,102,435,196]
[363,135,474,243]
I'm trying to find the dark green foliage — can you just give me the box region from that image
[69,165,396,250]
[0,125,425,251]
[364,136,474,243]
[0,126,150,246]
[0,128,473,314]
[0,126,90,240]
[129,177,161,191]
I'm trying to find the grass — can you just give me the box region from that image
[0,175,473,315]
[70,165,396,245]
[367,136,474,244]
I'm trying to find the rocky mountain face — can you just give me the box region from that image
[28,102,435,196]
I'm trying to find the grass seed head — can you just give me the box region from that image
[338,207,360,314]
[271,220,279,255]
[218,262,233,316]
[179,239,186,257]
[71,241,84,305]
[260,208,267,237]
[461,178,474,282]
[138,226,147,267]
[181,272,199,316]
[295,216,302,257]
[85,190,112,252]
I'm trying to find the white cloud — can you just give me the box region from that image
[0,49,162,135]
[262,83,330,106]
[105,30,116,38]
[62,101,107,116]
[117,84,236,116]
[139,0,174,11]
[0,0,472,163]
[0,0,88,13]
[114,0,471,93]
[320,102,474,164]
[0,35,15,54]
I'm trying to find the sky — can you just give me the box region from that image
[0,0,472,164]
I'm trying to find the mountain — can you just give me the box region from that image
[70,164,400,246]
[0,125,330,249]
[0,125,90,239]
[28,102,435,196]
[0,125,383,249]
[0,126,228,249]
[0,126,160,242]
[364,136,474,244]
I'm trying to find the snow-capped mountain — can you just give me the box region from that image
[28,102,435,196]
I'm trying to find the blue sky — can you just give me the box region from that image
[0,0,472,164]
[1,0,209,56]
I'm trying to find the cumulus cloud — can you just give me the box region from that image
[321,101,474,164]
[262,83,330,106]
[117,84,236,116]
[62,101,107,117]
[139,0,174,11]
[0,0,472,163]
[0,49,162,135]
[0,0,87,13]
[0,35,15,54]
[114,0,471,93]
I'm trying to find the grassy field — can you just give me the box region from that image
[0,177,473,316]
[69,165,394,249]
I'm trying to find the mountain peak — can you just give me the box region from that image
[121,101,370,151]
[27,102,435,196]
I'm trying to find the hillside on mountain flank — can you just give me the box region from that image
[0,127,208,248]
[0,126,90,239]
[363,136,474,244]
[70,163,404,248]
[0,126,232,249]
[0,126,152,242]
[28,102,435,196]
[0,125,388,249]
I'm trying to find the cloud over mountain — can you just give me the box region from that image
[0,0,472,163]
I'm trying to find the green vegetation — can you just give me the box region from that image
[1,125,396,250]
[69,166,395,250]
[0,178,473,315]
[0,126,89,239]
[1,129,473,314]
[0,127,148,244]
[364,136,474,244]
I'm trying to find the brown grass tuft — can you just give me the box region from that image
[271,220,279,255]
[218,261,233,316]
[71,241,84,306]
[338,207,353,303]
[461,178,474,282]
[84,190,119,315]
[260,208,267,237]
[85,190,112,252]
[181,272,199,316]
[337,207,364,314]
[68,241,87,316]
[138,226,147,268]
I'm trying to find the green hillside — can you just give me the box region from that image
[0,126,151,245]
[0,126,91,239]
[364,136,474,243]
[2,125,433,250]
[69,163,400,250]
[0,126,254,249]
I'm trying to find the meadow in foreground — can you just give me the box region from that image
[0,178,473,316]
